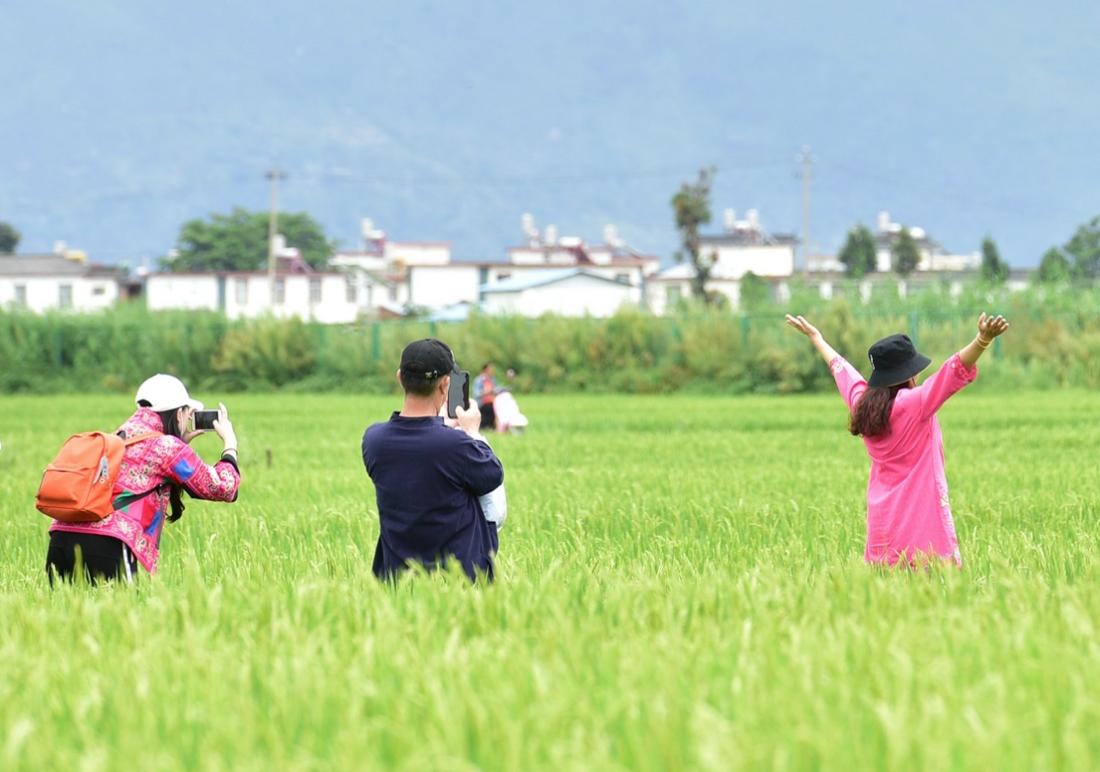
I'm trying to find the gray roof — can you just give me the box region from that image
[0,254,123,278]
[699,231,798,247]
[874,231,942,250]
[481,268,632,294]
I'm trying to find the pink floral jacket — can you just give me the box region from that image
[49,408,241,574]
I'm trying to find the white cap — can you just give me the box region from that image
[135,374,204,412]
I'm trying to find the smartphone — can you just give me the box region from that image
[193,409,220,431]
[447,370,470,419]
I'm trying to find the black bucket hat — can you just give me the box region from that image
[867,334,931,388]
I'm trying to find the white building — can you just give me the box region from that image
[648,208,796,312]
[145,270,360,323]
[407,264,482,310]
[502,219,660,288]
[873,211,981,272]
[480,269,642,317]
[697,208,797,278]
[333,215,660,317]
[0,251,125,313]
[330,219,453,313]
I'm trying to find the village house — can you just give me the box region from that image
[648,208,797,313]
[145,241,360,323]
[871,211,980,273]
[0,247,129,313]
[480,268,642,317]
[329,219,451,314]
[335,215,659,318]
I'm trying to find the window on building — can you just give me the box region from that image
[665,284,682,306]
[345,276,357,304]
[235,278,248,305]
[92,284,107,296]
[14,284,26,306]
[58,284,73,309]
[616,273,630,284]
[274,278,286,304]
[496,272,511,282]
[309,276,322,303]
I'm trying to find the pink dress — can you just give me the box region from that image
[830,353,977,566]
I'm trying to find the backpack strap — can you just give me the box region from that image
[111,431,167,509]
[121,431,161,446]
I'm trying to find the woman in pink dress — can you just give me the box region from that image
[785,312,1010,567]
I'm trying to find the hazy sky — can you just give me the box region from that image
[1,1,1097,266]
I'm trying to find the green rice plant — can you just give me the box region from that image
[1,391,1099,769]
[2,291,1100,394]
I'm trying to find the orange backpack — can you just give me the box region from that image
[36,431,159,523]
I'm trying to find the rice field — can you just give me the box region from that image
[1,389,1099,771]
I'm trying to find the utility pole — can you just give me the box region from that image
[265,168,287,305]
[798,146,812,276]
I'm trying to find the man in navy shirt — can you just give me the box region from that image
[362,339,504,582]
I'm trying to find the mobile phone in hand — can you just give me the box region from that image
[447,370,470,419]
[193,409,220,431]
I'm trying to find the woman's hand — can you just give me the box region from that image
[181,407,204,445]
[785,314,839,365]
[212,403,238,452]
[977,312,1010,343]
[785,314,822,340]
[960,313,1010,366]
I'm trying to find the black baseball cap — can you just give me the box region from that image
[867,334,932,388]
[399,338,457,381]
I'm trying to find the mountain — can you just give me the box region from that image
[2,0,1097,267]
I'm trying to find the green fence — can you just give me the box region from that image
[1,300,1099,394]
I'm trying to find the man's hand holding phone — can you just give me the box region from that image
[455,403,487,443]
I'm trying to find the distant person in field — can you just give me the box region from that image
[474,361,529,434]
[362,339,504,582]
[786,312,1010,567]
[45,374,241,584]
[474,362,499,430]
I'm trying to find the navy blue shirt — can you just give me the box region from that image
[362,413,504,581]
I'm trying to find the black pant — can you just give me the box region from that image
[46,531,138,585]
[479,401,495,430]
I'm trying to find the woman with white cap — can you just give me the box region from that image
[785,312,1009,567]
[45,374,241,583]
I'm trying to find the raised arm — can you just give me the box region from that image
[959,312,1009,368]
[913,312,1009,419]
[785,315,839,365]
[786,314,866,411]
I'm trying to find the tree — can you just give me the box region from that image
[739,271,770,310]
[1036,247,1071,283]
[671,167,717,303]
[892,228,920,278]
[0,221,20,254]
[979,235,1009,283]
[1062,215,1100,279]
[164,207,335,272]
[838,224,877,278]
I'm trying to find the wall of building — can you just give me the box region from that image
[711,244,794,278]
[0,276,119,313]
[385,243,451,266]
[482,276,640,317]
[146,275,221,311]
[146,274,359,323]
[408,265,481,309]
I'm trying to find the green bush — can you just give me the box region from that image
[1,288,1099,394]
